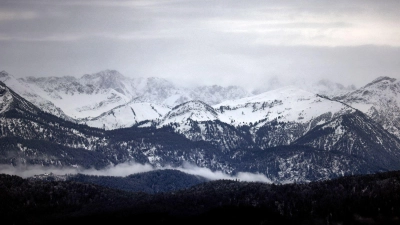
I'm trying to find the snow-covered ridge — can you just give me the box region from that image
[0,71,72,121]
[364,76,397,88]
[8,69,399,135]
[295,110,400,170]
[3,75,400,182]
[0,80,44,115]
[4,70,250,122]
[334,76,400,138]
[216,86,353,127]
[76,85,355,130]
[155,86,355,150]
[19,70,133,119]
[82,101,170,130]
[2,70,355,131]
[160,100,219,126]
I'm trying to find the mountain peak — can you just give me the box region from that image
[0,70,9,77]
[171,100,217,113]
[79,70,131,96]
[81,69,126,80]
[365,76,396,88]
[0,71,12,82]
[161,100,219,125]
[333,75,400,139]
[97,69,123,76]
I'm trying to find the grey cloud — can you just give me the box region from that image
[1,36,400,89]
[1,0,399,45]
[0,9,38,21]
[1,0,400,90]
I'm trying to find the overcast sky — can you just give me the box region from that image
[1,0,400,90]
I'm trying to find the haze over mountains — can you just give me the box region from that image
[0,69,359,130]
[1,69,400,183]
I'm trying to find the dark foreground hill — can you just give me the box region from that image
[30,169,209,193]
[1,171,400,225]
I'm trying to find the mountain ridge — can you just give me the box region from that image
[1,71,400,183]
[334,75,400,138]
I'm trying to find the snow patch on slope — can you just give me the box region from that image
[216,86,353,127]
[82,101,170,130]
[335,76,400,138]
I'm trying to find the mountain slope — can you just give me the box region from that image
[158,101,256,151]
[10,70,250,123]
[1,77,400,183]
[216,86,354,148]
[0,81,37,114]
[217,86,353,126]
[294,110,400,170]
[156,87,357,150]
[0,71,72,121]
[0,82,230,171]
[82,101,170,130]
[160,100,219,125]
[334,76,400,138]
[0,81,112,167]
[19,70,132,119]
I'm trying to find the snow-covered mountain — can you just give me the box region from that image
[0,71,73,121]
[82,101,170,130]
[19,70,133,119]
[216,86,354,148]
[0,80,40,115]
[4,70,250,129]
[2,69,362,131]
[160,100,219,125]
[334,76,400,138]
[295,110,400,170]
[158,101,253,151]
[1,79,400,183]
[159,86,353,128]
[218,86,353,127]
[157,86,355,150]
[0,80,115,168]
